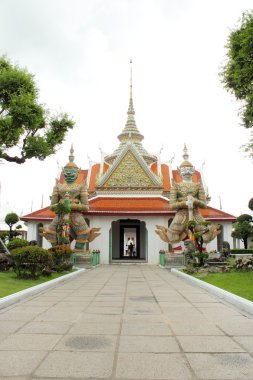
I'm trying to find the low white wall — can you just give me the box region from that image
[28,217,234,264]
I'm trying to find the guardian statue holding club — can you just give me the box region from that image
[155,145,220,248]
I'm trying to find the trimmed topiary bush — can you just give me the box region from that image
[7,238,29,251]
[11,246,52,279]
[48,245,73,272]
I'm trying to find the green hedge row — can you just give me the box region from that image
[231,249,253,254]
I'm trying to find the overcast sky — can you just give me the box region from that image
[0,0,252,221]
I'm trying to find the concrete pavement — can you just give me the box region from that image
[0,265,253,379]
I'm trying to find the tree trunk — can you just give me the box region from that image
[243,238,248,249]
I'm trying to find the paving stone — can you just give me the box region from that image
[116,353,192,379]
[170,320,224,335]
[0,334,8,343]
[69,321,121,335]
[0,320,26,333]
[216,319,253,336]
[35,351,114,378]
[122,314,166,323]
[0,351,46,376]
[178,335,245,352]
[18,320,71,334]
[78,313,121,322]
[0,333,61,350]
[119,335,180,352]
[55,334,117,351]
[62,296,94,302]
[34,310,82,322]
[90,301,124,307]
[186,353,253,379]
[85,306,123,314]
[50,301,90,309]
[121,322,173,336]
[0,310,39,321]
[233,336,253,352]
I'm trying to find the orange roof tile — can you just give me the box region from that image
[88,163,100,192]
[89,197,170,213]
[161,164,171,191]
[21,199,236,221]
[21,206,55,222]
[200,206,236,221]
[150,162,158,175]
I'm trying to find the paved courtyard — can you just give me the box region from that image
[0,265,253,379]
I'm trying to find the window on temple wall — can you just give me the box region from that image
[37,223,43,247]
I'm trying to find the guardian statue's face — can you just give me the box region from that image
[179,166,195,181]
[63,167,78,184]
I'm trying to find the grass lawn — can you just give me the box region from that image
[194,271,253,302]
[0,270,74,298]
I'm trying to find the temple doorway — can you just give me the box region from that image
[111,219,147,261]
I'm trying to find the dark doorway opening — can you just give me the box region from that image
[111,219,147,261]
[120,221,140,259]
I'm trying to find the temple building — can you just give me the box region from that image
[22,71,236,264]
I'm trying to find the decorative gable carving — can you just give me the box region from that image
[103,150,156,188]
[96,143,163,191]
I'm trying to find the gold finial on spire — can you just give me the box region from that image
[130,59,133,100]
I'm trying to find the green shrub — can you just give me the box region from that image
[11,246,52,279]
[48,245,73,272]
[7,238,29,251]
[231,249,253,254]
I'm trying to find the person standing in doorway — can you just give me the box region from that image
[127,237,134,257]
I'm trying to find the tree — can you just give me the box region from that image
[220,11,253,157]
[0,56,74,164]
[231,214,253,249]
[237,214,252,223]
[4,212,20,241]
[248,197,253,211]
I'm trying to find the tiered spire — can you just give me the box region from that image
[105,60,156,165]
[117,59,144,143]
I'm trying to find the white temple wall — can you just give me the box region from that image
[28,218,235,261]
[27,222,37,242]
[222,222,234,246]
[89,215,170,265]
[89,216,112,264]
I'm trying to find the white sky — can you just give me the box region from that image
[0,0,252,221]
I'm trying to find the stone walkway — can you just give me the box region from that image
[0,265,253,379]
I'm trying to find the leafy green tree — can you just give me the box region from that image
[220,11,253,157]
[231,214,253,249]
[4,212,20,241]
[237,214,252,223]
[0,56,74,164]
